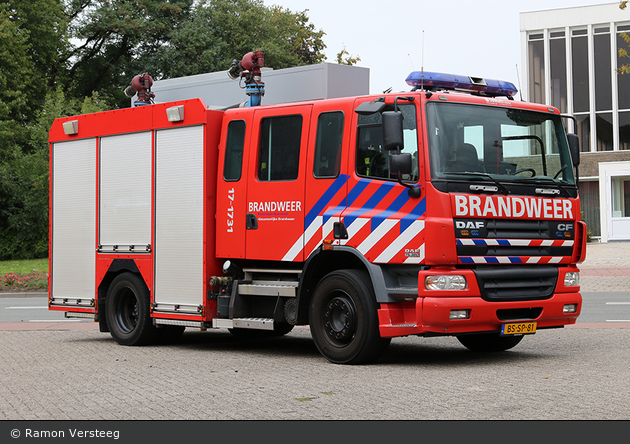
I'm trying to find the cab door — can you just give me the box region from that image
[245,105,312,261]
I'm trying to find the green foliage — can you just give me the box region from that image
[0,148,49,260]
[0,0,331,260]
[336,46,361,66]
[146,0,326,79]
[67,0,194,107]
[0,87,106,261]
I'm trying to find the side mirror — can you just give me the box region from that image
[567,133,580,167]
[354,100,386,115]
[390,153,412,175]
[382,111,404,151]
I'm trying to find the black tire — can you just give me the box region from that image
[457,333,524,352]
[309,269,390,365]
[106,272,158,346]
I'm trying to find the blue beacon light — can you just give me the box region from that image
[405,71,518,98]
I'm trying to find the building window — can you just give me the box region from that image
[619,112,630,150]
[611,176,630,217]
[576,115,591,152]
[572,31,590,113]
[550,32,568,113]
[596,113,614,151]
[617,27,630,110]
[594,28,613,112]
[528,34,545,104]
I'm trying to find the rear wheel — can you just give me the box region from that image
[309,269,390,365]
[457,333,524,352]
[106,272,158,346]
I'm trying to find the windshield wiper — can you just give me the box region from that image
[443,172,510,195]
[521,176,571,197]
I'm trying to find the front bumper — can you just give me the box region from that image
[377,266,582,338]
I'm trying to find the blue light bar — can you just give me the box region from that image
[405,71,518,97]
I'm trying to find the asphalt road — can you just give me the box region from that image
[1,286,628,422]
[0,296,91,323]
[2,292,628,323]
[0,323,628,421]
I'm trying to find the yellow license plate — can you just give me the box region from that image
[501,322,537,336]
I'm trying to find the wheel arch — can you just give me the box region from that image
[97,259,146,333]
[295,247,388,325]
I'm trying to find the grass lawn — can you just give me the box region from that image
[0,258,48,275]
[0,258,48,291]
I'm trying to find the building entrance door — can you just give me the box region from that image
[605,171,630,241]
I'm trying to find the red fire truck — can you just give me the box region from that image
[48,62,586,364]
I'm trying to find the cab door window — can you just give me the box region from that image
[223,120,246,181]
[356,103,418,182]
[258,115,302,181]
[313,112,344,178]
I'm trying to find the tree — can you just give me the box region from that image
[146,0,326,79]
[0,5,32,160]
[0,0,68,157]
[0,0,330,259]
[0,87,107,260]
[66,0,194,107]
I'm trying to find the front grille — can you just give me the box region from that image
[474,265,558,302]
[485,219,553,238]
[455,218,574,258]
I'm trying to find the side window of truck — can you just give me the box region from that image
[313,112,344,178]
[356,103,418,182]
[258,115,303,181]
[223,120,246,181]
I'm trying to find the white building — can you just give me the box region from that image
[520,2,630,241]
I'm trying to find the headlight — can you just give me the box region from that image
[564,272,580,287]
[425,275,467,291]
[563,304,578,314]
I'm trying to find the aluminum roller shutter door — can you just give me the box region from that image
[154,126,204,308]
[51,138,97,300]
[99,131,152,249]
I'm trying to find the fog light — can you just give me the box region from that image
[563,304,577,314]
[449,309,470,320]
[425,275,467,291]
[564,272,579,287]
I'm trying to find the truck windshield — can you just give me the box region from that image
[426,102,576,188]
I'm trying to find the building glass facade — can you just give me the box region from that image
[521,4,630,241]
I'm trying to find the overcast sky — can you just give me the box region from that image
[262,0,620,94]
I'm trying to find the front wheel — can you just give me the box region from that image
[106,272,158,346]
[309,269,390,365]
[457,333,524,352]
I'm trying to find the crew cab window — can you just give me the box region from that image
[223,120,246,181]
[313,112,344,178]
[258,115,302,181]
[356,103,419,182]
